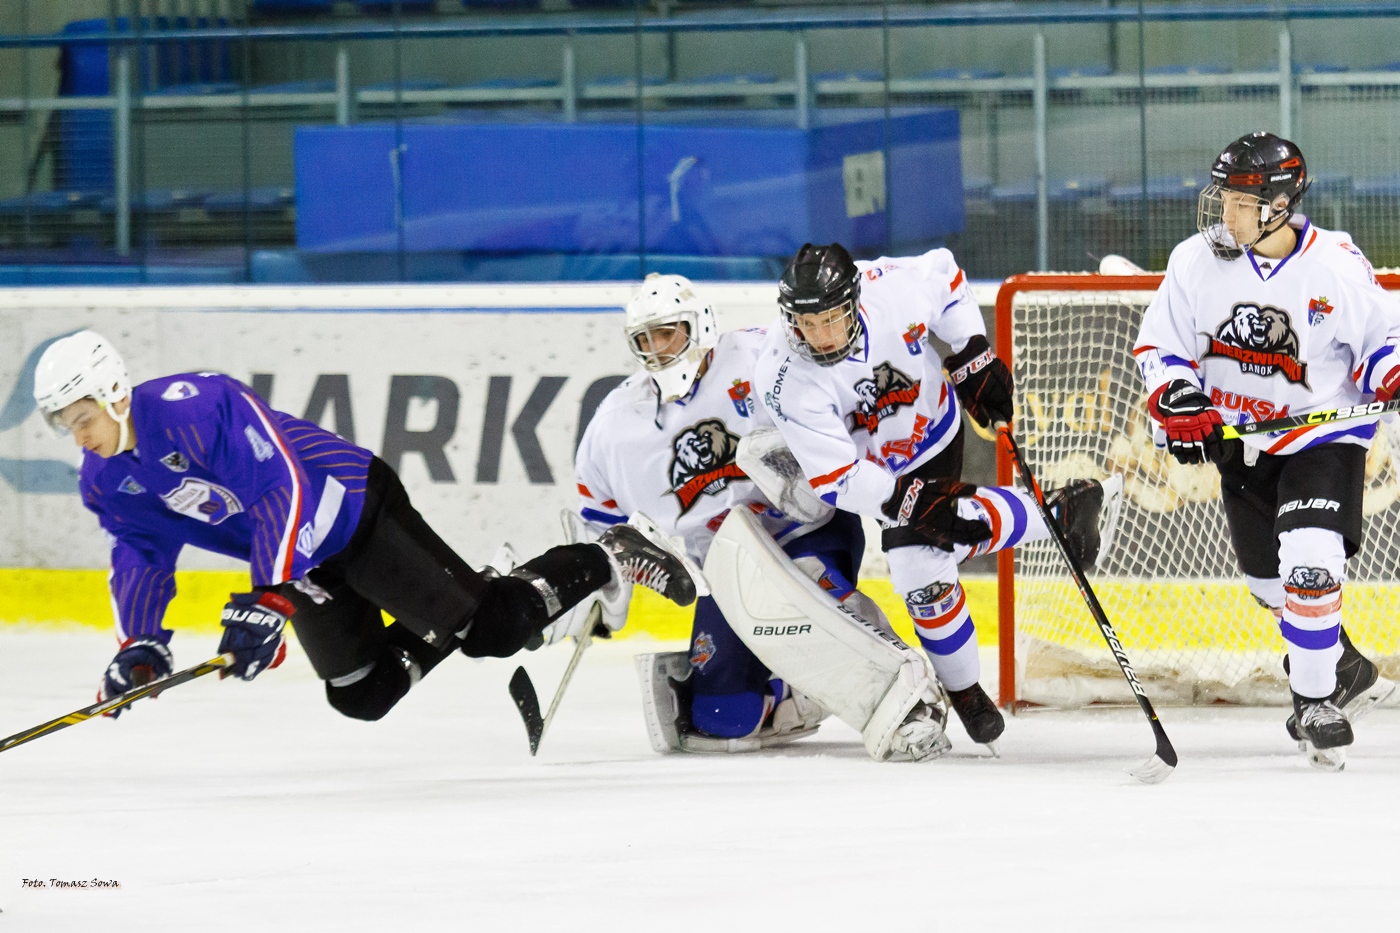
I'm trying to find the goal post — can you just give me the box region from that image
[995,272,1400,709]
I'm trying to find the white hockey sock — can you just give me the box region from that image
[958,486,1050,561]
[909,582,980,691]
[887,545,980,691]
[1277,528,1346,699]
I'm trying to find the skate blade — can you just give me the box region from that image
[1129,754,1176,785]
[627,512,710,598]
[1346,677,1397,723]
[1305,742,1346,772]
[982,740,1001,759]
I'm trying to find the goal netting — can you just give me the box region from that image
[996,272,1400,708]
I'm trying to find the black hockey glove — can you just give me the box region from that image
[1148,379,1225,465]
[218,590,293,681]
[880,477,993,552]
[99,637,174,718]
[946,335,1014,429]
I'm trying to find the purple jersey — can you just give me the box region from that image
[80,373,371,644]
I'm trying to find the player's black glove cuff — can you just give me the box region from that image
[946,335,1014,428]
[880,476,994,552]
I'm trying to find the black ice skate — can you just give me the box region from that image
[597,515,706,607]
[1045,478,1106,567]
[946,682,1005,747]
[1284,628,1395,743]
[1292,690,1353,771]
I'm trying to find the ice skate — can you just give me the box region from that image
[1285,629,1395,745]
[1045,477,1116,568]
[597,513,707,607]
[1292,691,1352,772]
[946,682,1004,749]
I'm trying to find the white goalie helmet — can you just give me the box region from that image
[33,330,133,439]
[624,273,718,403]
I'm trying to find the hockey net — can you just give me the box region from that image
[996,272,1400,708]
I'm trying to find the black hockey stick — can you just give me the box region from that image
[0,654,231,756]
[1221,397,1400,439]
[508,603,604,756]
[997,423,1177,784]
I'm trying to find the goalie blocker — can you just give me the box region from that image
[703,508,951,761]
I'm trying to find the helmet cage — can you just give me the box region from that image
[781,296,863,367]
[1198,184,1296,260]
[626,315,698,373]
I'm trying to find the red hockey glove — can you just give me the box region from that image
[1148,379,1225,465]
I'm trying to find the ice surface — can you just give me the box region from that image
[3,629,1399,932]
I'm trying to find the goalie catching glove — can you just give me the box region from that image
[218,590,294,681]
[945,335,1014,429]
[99,637,174,717]
[880,477,993,552]
[1148,379,1225,465]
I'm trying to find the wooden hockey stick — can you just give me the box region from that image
[0,654,232,756]
[508,602,603,756]
[1220,397,1400,439]
[996,423,1177,784]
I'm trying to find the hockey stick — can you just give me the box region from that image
[507,602,603,756]
[996,422,1177,784]
[1220,398,1400,439]
[0,654,232,756]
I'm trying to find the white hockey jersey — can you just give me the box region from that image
[1135,218,1400,455]
[575,328,822,564]
[753,248,984,519]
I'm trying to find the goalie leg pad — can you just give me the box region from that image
[706,508,947,761]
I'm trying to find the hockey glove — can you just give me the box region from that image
[945,335,1014,429]
[99,637,174,718]
[1375,363,1400,402]
[218,590,293,681]
[880,477,993,552]
[1148,379,1225,465]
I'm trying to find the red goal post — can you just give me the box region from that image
[994,271,1400,709]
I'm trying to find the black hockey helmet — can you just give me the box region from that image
[778,242,863,366]
[1198,131,1311,259]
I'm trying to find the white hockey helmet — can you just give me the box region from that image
[623,273,718,403]
[33,330,132,434]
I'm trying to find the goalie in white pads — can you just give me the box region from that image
[566,274,935,755]
[1134,132,1400,769]
[753,243,1116,749]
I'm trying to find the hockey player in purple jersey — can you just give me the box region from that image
[33,331,704,724]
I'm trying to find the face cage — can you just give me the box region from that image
[1197,184,1288,259]
[783,298,862,367]
[625,315,697,373]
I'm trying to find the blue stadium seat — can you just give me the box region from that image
[251,80,336,94]
[146,82,242,97]
[679,73,780,87]
[1293,62,1348,74]
[1145,64,1230,76]
[990,180,1036,203]
[204,187,295,215]
[1055,176,1108,200]
[1049,64,1112,79]
[1109,176,1206,200]
[459,77,557,90]
[361,79,449,92]
[462,1,542,8]
[355,0,437,11]
[1308,173,1352,196]
[1353,176,1400,197]
[0,191,103,218]
[812,70,883,83]
[253,0,334,12]
[963,177,994,200]
[98,189,211,214]
[588,75,665,87]
[916,68,1005,80]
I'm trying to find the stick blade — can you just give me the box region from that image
[507,666,544,756]
[1130,754,1176,785]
